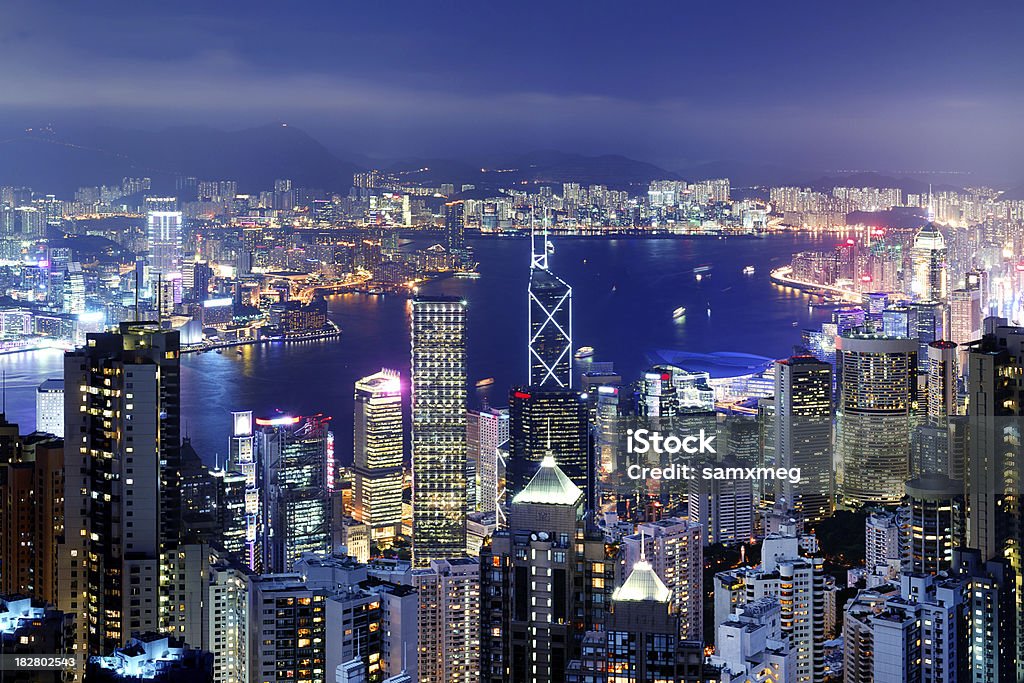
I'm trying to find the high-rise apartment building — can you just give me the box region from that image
[353,370,404,547]
[410,296,468,566]
[228,411,260,571]
[466,406,509,516]
[60,322,182,657]
[412,557,481,683]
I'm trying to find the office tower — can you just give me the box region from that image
[688,455,755,546]
[481,456,611,683]
[35,378,64,437]
[926,341,958,422]
[147,209,183,274]
[902,474,965,575]
[0,434,63,602]
[528,225,572,388]
[835,333,917,507]
[444,200,465,253]
[466,406,509,516]
[708,599,794,683]
[910,221,948,301]
[0,595,74,682]
[950,287,982,347]
[209,466,247,558]
[953,548,1017,683]
[507,386,589,503]
[228,411,260,571]
[353,370,404,548]
[567,560,707,683]
[205,558,250,683]
[248,574,327,683]
[774,356,833,522]
[63,262,86,314]
[60,322,182,656]
[620,518,703,640]
[412,558,481,683]
[177,439,220,542]
[410,296,468,566]
[255,414,332,571]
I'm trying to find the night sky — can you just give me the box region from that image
[2,0,1024,180]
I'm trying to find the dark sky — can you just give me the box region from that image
[3,0,1024,180]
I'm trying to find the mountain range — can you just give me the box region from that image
[0,123,1002,197]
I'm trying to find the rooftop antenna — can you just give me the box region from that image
[639,528,646,562]
[927,184,935,223]
[156,272,162,324]
[546,417,552,453]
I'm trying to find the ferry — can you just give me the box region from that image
[672,306,687,319]
[693,265,712,274]
[475,377,495,388]
[742,265,755,275]
[574,346,595,360]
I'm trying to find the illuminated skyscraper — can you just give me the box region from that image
[35,378,64,437]
[774,356,833,522]
[410,296,468,566]
[228,411,260,571]
[444,200,465,253]
[507,386,590,504]
[528,224,572,388]
[910,222,948,301]
[146,209,183,275]
[256,414,332,572]
[466,406,509,516]
[836,333,917,507]
[60,322,182,657]
[903,473,965,575]
[353,369,405,548]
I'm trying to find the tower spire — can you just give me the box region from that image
[927,184,935,223]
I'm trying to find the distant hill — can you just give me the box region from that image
[1002,182,1024,201]
[0,124,361,196]
[505,150,677,189]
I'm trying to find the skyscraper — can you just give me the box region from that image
[774,356,833,522]
[621,518,704,641]
[146,209,183,275]
[35,378,64,437]
[412,558,481,683]
[60,322,182,656]
[903,473,965,575]
[481,455,611,683]
[256,414,332,572]
[444,200,466,253]
[507,386,590,504]
[836,333,917,507]
[528,225,572,388]
[352,369,405,548]
[466,406,509,516]
[410,296,468,566]
[910,221,948,301]
[228,410,260,571]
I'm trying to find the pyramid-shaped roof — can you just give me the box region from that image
[612,559,672,603]
[511,454,583,506]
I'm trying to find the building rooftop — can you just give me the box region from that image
[612,560,672,603]
[511,454,583,507]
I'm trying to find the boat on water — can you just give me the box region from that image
[574,346,595,360]
[475,377,495,388]
[672,306,687,319]
[693,265,712,274]
[743,265,755,275]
